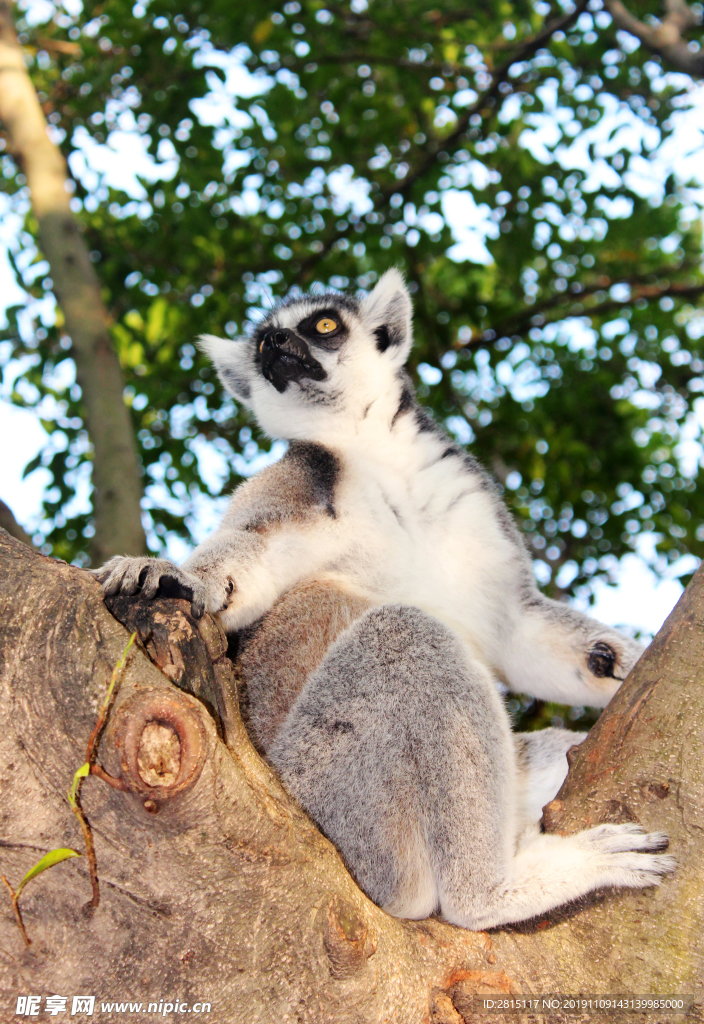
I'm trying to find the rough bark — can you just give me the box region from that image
[0,528,701,1024]
[0,1,145,564]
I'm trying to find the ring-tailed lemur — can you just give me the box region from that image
[96,269,673,930]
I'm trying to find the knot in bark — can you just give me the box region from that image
[541,797,564,832]
[322,896,377,979]
[110,688,206,804]
[137,721,181,787]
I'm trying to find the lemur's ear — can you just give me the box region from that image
[199,334,252,402]
[359,268,413,367]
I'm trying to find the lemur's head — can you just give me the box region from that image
[200,269,413,442]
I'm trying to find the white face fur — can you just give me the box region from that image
[200,268,414,446]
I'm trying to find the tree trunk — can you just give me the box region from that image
[0,528,701,1023]
[0,1,146,564]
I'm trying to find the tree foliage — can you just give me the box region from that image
[2,0,703,608]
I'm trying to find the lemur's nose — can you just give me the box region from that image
[258,323,326,390]
[261,328,292,351]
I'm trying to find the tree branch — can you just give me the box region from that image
[274,54,463,75]
[462,275,704,351]
[603,0,704,77]
[1,527,703,1015]
[0,0,145,564]
[296,0,590,282]
[388,0,591,203]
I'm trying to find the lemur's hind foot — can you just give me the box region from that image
[438,823,675,931]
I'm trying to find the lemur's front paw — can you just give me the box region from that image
[92,556,209,618]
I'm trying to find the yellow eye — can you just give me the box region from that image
[315,318,338,334]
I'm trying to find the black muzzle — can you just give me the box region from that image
[259,328,327,393]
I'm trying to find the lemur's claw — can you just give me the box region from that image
[93,556,207,619]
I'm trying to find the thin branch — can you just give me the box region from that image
[275,54,450,74]
[85,631,136,766]
[422,6,500,29]
[1,874,30,946]
[603,0,704,77]
[35,36,82,57]
[295,0,589,281]
[67,789,99,910]
[89,763,130,790]
[67,632,136,910]
[466,263,694,343]
[388,0,591,202]
[462,278,704,351]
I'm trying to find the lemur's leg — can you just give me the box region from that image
[270,604,513,919]
[440,822,673,931]
[237,578,371,752]
[514,728,587,832]
[498,596,644,708]
[270,605,672,929]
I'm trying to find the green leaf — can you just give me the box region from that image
[21,454,42,479]
[145,297,168,346]
[68,761,90,809]
[15,848,81,899]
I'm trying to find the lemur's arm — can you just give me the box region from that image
[497,593,644,708]
[95,442,343,629]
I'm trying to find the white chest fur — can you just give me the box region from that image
[327,426,521,666]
